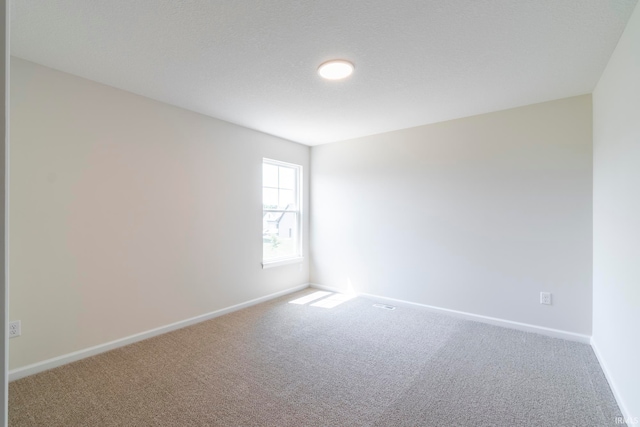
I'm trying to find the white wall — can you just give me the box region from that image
[9,58,309,370]
[592,2,640,421]
[311,95,593,334]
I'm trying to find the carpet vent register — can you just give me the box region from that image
[373,303,396,310]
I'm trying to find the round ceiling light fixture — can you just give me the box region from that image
[318,59,354,80]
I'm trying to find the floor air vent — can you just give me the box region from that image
[373,303,396,310]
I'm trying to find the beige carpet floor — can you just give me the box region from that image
[9,289,623,426]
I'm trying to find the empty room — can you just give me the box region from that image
[1,0,639,426]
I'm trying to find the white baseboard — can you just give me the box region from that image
[591,338,633,423]
[9,283,310,382]
[309,283,347,294]
[310,283,590,344]
[359,293,591,343]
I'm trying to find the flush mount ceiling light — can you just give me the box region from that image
[318,60,354,80]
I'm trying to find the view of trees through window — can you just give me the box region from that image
[263,160,301,261]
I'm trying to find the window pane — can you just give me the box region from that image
[279,189,295,209]
[279,166,295,190]
[263,212,298,260]
[263,188,278,209]
[263,163,278,188]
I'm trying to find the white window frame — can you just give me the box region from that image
[262,158,303,268]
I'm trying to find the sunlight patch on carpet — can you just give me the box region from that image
[310,292,356,309]
[288,291,332,305]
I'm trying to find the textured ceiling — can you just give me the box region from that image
[10,0,638,145]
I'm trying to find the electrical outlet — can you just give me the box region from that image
[540,292,552,305]
[9,320,21,338]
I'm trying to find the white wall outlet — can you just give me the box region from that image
[540,292,552,305]
[9,320,21,338]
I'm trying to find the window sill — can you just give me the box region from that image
[262,257,304,269]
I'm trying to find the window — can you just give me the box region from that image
[262,159,302,267]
